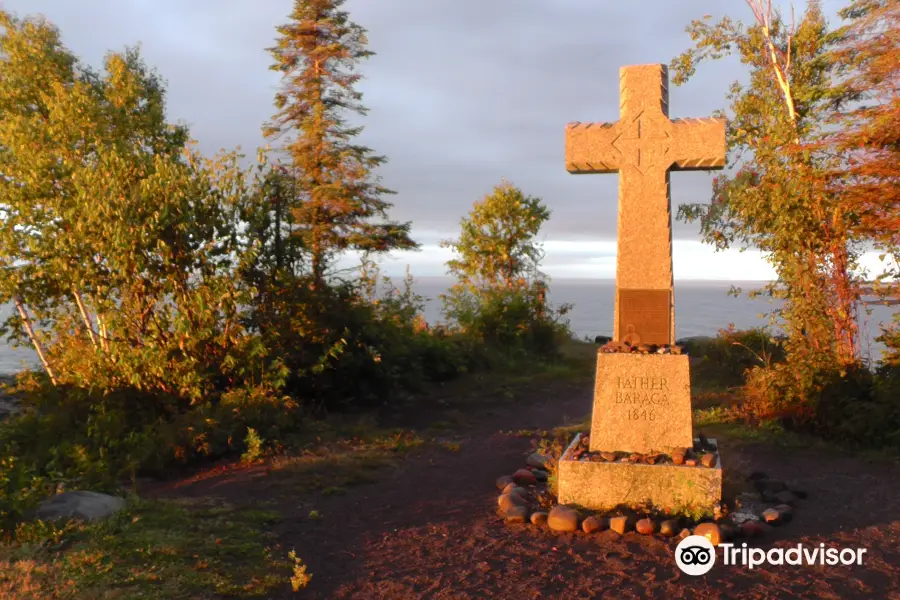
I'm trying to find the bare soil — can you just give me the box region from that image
[148,382,900,600]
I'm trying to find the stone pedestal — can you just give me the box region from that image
[590,353,693,454]
[558,434,722,516]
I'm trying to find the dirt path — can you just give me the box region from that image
[150,383,900,599]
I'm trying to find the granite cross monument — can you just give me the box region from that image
[557,64,726,514]
[565,63,725,346]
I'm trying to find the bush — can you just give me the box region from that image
[442,283,571,358]
[688,327,787,390]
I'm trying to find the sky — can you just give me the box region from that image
[3,0,892,280]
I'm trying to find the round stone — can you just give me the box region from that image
[502,483,528,498]
[530,511,549,526]
[498,492,528,514]
[495,475,513,491]
[693,522,722,546]
[582,515,607,534]
[512,469,537,486]
[526,453,550,469]
[762,508,781,524]
[547,506,580,532]
[505,506,529,523]
[635,518,656,535]
[659,519,679,537]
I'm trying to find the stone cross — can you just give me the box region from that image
[565,64,725,345]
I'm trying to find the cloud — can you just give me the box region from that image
[5,0,850,276]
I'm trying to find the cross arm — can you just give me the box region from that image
[669,117,727,171]
[565,121,622,174]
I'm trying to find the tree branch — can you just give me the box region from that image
[13,295,57,386]
[72,287,99,350]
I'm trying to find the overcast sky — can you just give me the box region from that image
[6,0,888,281]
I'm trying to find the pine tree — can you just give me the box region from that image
[264,0,416,286]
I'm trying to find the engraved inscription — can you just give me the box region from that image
[618,289,671,345]
[614,375,671,417]
[627,409,656,421]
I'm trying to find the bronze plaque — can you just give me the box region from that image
[617,289,671,346]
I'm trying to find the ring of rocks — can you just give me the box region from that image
[496,447,808,546]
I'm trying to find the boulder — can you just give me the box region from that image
[547,506,579,532]
[36,491,126,523]
[581,515,607,534]
[526,453,551,470]
[532,469,549,482]
[504,506,529,524]
[512,469,537,486]
[498,491,529,514]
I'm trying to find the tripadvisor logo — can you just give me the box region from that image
[675,535,868,575]
[675,535,716,576]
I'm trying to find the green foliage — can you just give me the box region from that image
[670,4,874,419]
[687,326,787,390]
[242,428,265,464]
[797,362,900,448]
[442,180,550,289]
[0,4,580,541]
[441,181,571,355]
[876,311,900,367]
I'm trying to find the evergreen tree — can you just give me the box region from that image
[264,0,416,286]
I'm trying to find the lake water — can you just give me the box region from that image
[0,278,894,374]
[406,278,895,364]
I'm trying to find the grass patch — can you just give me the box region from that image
[0,498,292,599]
[693,406,831,450]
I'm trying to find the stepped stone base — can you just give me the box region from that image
[557,434,722,516]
